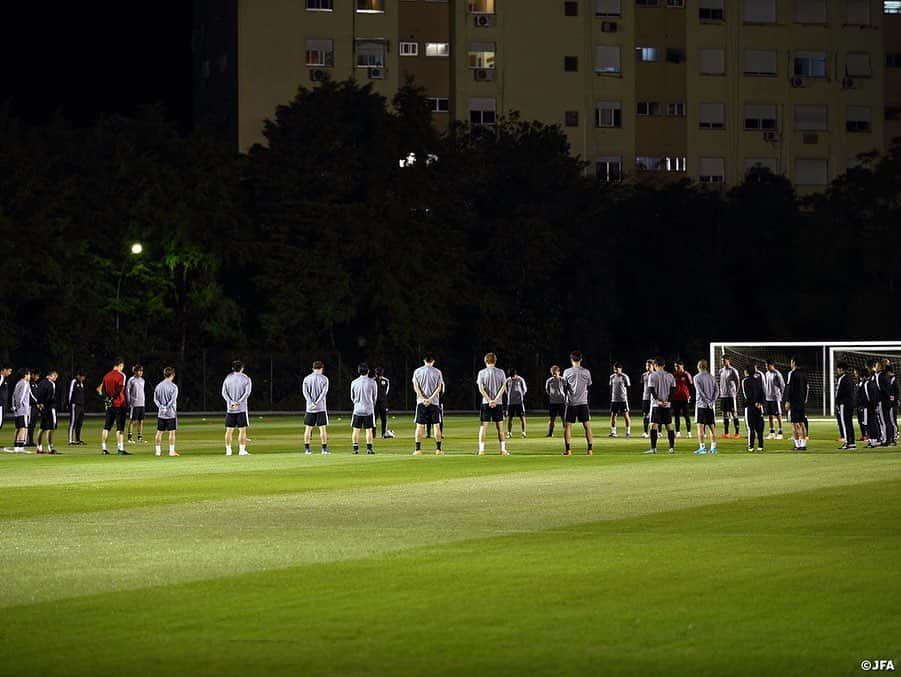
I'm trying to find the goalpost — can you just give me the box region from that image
[709,341,901,417]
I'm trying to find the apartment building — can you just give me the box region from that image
[194,0,901,189]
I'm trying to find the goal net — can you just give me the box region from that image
[709,341,901,417]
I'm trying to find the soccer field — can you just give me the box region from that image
[1,415,899,676]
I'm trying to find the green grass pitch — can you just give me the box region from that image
[1,414,899,676]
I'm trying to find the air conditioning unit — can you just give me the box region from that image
[473,14,495,27]
[474,68,495,81]
[309,69,328,82]
[601,21,619,32]
[802,133,819,144]
[763,130,780,142]
[842,77,856,89]
[790,76,804,88]
[368,67,385,79]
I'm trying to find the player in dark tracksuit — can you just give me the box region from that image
[0,364,11,441]
[784,358,808,451]
[68,371,87,445]
[26,369,41,447]
[864,364,884,448]
[856,369,868,441]
[741,367,765,452]
[889,366,899,444]
[878,360,898,446]
[835,362,856,450]
[373,367,392,438]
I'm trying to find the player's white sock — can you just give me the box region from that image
[239,444,246,454]
[699,443,706,450]
[226,446,232,455]
[626,426,631,434]
[500,441,507,452]
[155,445,162,455]
[478,441,485,452]
[117,442,124,451]
[102,442,107,451]
[169,444,175,454]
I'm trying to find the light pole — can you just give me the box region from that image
[115,243,144,337]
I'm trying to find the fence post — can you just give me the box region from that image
[202,349,207,411]
[269,356,274,409]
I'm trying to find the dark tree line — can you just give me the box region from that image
[1,82,899,410]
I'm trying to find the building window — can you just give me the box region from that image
[637,0,659,6]
[400,42,419,56]
[356,0,384,12]
[564,56,579,71]
[469,97,497,125]
[847,0,870,21]
[794,158,828,184]
[666,156,687,171]
[744,104,778,130]
[846,105,872,132]
[699,0,725,20]
[596,0,623,14]
[428,97,450,113]
[793,51,827,77]
[426,42,450,57]
[666,48,686,63]
[637,101,662,116]
[794,104,828,130]
[745,158,778,174]
[306,39,335,67]
[469,0,496,13]
[355,39,386,67]
[700,48,726,74]
[594,45,622,73]
[637,47,660,62]
[745,0,777,22]
[846,52,872,77]
[797,0,827,22]
[887,53,901,68]
[636,156,663,170]
[595,101,623,127]
[565,1,579,15]
[744,49,777,75]
[565,111,580,127]
[699,158,726,183]
[306,0,334,9]
[468,43,496,69]
[667,0,686,6]
[885,1,901,12]
[699,102,726,129]
[596,156,623,181]
[668,102,686,116]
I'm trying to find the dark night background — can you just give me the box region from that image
[1,5,899,412]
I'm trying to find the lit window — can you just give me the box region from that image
[400,42,419,57]
[637,101,662,116]
[468,43,496,69]
[885,1,901,13]
[666,157,687,171]
[468,0,495,13]
[428,97,450,113]
[595,101,623,127]
[306,0,333,9]
[356,0,385,12]
[636,47,659,62]
[305,39,334,67]
[426,42,450,57]
[637,0,659,6]
[744,104,778,130]
[636,156,663,170]
[668,102,686,116]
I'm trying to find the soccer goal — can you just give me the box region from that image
[709,341,901,417]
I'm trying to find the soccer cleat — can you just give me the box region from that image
[477,450,486,456]
[128,438,135,444]
[767,432,775,440]
[321,450,330,455]
[226,450,233,456]
[775,433,784,440]
[641,432,649,438]
[675,431,682,438]
[101,450,110,455]
[169,450,180,457]
[117,450,131,456]
[48,450,61,455]
[435,450,444,455]
[304,449,312,455]
[668,448,674,454]
[747,446,754,452]
[625,432,631,438]
[693,447,707,455]
[36,450,45,454]
[586,449,593,455]
[366,450,375,455]
[755,447,764,453]
[155,450,162,456]
[732,433,741,440]
[608,432,617,438]
[562,450,572,456]
[521,432,527,438]
[505,432,512,439]
[839,443,856,450]
[412,450,423,455]
[643,449,656,454]
[352,450,360,455]
[501,450,510,456]
[709,448,718,454]
[239,450,251,456]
